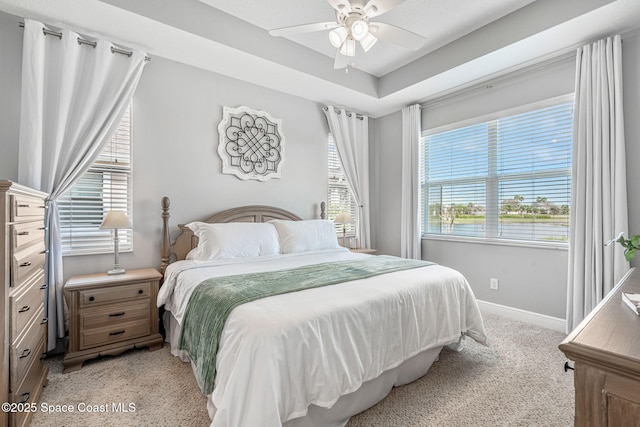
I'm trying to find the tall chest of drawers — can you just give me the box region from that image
[0,180,49,427]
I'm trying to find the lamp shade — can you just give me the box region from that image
[351,20,369,41]
[100,210,132,230]
[334,211,355,224]
[359,32,378,52]
[339,38,356,57]
[329,26,349,48]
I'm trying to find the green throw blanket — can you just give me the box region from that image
[178,255,434,394]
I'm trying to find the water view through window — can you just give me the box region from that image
[422,100,573,243]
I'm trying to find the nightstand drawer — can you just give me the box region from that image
[10,307,46,387]
[63,268,163,372]
[79,281,151,306]
[10,194,46,221]
[81,299,149,329]
[11,242,45,289]
[80,318,150,350]
[9,270,46,343]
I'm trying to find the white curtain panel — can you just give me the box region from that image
[566,35,628,332]
[324,106,371,249]
[18,19,148,351]
[401,104,422,260]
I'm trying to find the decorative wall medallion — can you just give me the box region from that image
[217,105,285,181]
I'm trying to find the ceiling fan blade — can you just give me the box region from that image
[363,0,405,18]
[269,22,339,37]
[334,50,350,69]
[369,22,426,50]
[326,0,351,14]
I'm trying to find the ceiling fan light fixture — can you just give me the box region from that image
[359,32,377,52]
[329,26,349,48]
[340,38,356,57]
[350,20,369,41]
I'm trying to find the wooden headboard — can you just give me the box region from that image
[160,197,326,275]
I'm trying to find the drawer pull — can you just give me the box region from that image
[17,231,30,236]
[17,204,31,208]
[138,289,143,294]
[19,392,30,404]
[18,305,30,313]
[41,317,48,325]
[19,348,31,359]
[88,296,95,302]
[109,312,126,317]
[41,249,50,254]
[20,261,32,267]
[109,330,125,336]
[40,284,48,290]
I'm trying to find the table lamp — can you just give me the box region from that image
[100,210,132,275]
[334,211,354,247]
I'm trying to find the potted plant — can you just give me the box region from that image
[608,232,640,262]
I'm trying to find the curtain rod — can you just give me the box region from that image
[19,22,150,62]
[420,51,575,108]
[322,106,364,120]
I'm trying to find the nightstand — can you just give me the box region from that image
[350,248,378,255]
[63,268,163,372]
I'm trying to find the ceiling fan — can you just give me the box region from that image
[268,0,427,69]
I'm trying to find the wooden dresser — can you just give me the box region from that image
[63,268,163,372]
[560,267,640,426]
[0,180,49,427]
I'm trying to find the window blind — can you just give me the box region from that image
[59,106,133,255]
[423,100,573,243]
[328,134,357,238]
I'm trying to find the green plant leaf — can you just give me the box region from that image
[625,248,636,262]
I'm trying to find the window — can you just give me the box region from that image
[328,134,357,240]
[422,98,573,243]
[59,106,133,255]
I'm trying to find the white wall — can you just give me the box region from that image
[371,32,640,320]
[0,11,330,282]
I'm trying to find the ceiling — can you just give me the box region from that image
[1,0,640,118]
[199,0,536,77]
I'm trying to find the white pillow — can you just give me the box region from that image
[269,219,340,253]
[185,222,280,261]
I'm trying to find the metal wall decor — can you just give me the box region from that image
[217,105,285,181]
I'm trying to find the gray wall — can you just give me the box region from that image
[2,7,640,321]
[0,11,329,282]
[0,12,22,180]
[371,30,640,320]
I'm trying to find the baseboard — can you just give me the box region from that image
[477,300,567,333]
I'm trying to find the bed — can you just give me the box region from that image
[157,197,487,427]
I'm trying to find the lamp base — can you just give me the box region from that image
[107,268,126,275]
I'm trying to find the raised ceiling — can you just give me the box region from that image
[200,0,536,77]
[1,0,640,117]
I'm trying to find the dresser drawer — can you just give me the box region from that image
[79,281,151,306]
[81,299,149,329]
[10,194,46,221]
[11,222,45,253]
[80,318,150,350]
[9,338,46,427]
[10,307,46,388]
[9,270,46,343]
[10,336,46,405]
[11,242,45,289]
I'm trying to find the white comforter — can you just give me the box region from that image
[159,249,486,427]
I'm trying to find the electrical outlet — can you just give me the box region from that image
[490,278,499,290]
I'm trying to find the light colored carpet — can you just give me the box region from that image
[30,311,573,427]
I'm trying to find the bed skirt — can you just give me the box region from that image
[163,311,448,427]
